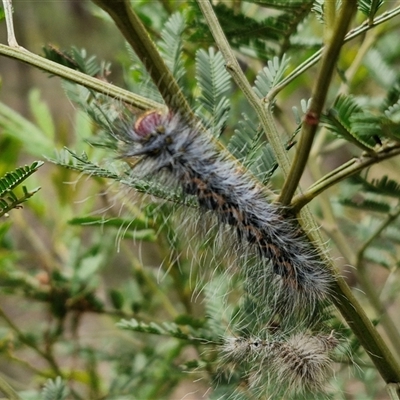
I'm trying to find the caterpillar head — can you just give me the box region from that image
[134,110,167,138]
[123,110,175,157]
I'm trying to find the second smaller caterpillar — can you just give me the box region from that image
[222,331,338,396]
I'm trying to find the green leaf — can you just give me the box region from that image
[0,162,43,217]
[43,45,111,78]
[322,95,376,150]
[68,216,150,231]
[52,149,194,207]
[0,161,43,197]
[190,2,314,59]
[364,247,392,269]
[41,377,69,400]
[340,198,391,213]
[364,47,397,90]
[75,253,104,283]
[358,0,384,18]
[349,175,400,198]
[253,54,290,98]
[159,12,186,84]
[195,48,231,136]
[109,289,125,310]
[117,318,213,342]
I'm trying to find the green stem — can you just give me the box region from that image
[0,44,160,111]
[267,4,400,100]
[331,276,400,385]
[387,383,400,400]
[324,0,337,42]
[0,373,21,400]
[278,1,357,206]
[0,306,62,376]
[291,144,400,211]
[195,0,291,174]
[90,0,193,118]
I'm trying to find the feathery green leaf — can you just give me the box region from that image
[340,198,391,213]
[159,12,186,84]
[358,0,385,18]
[322,95,377,150]
[195,48,231,136]
[0,161,43,197]
[228,113,277,183]
[349,175,400,198]
[253,54,290,98]
[41,377,69,400]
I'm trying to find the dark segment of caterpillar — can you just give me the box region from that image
[118,110,333,311]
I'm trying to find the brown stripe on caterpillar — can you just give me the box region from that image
[119,110,334,310]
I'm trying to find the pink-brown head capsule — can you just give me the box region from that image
[134,110,165,137]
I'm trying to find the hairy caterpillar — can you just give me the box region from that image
[221,332,338,397]
[116,110,333,311]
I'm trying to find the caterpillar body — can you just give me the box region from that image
[118,110,332,311]
[222,332,338,397]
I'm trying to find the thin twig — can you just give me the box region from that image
[291,144,400,211]
[0,306,62,376]
[267,4,400,100]
[278,1,358,206]
[0,44,161,111]
[195,0,291,174]
[90,0,193,119]
[2,0,19,48]
[0,373,20,400]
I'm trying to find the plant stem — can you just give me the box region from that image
[267,4,400,99]
[387,383,400,400]
[90,0,193,119]
[291,144,400,211]
[0,373,20,400]
[0,306,62,376]
[324,0,337,42]
[0,44,160,111]
[278,1,357,206]
[195,0,291,173]
[2,0,18,48]
[331,276,400,385]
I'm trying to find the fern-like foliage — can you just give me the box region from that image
[358,0,385,19]
[195,47,231,136]
[349,175,400,198]
[322,95,378,151]
[340,198,391,214]
[228,113,276,184]
[159,12,186,85]
[41,377,69,400]
[253,54,290,98]
[364,47,397,90]
[125,12,187,101]
[43,45,111,78]
[0,161,43,217]
[189,2,314,59]
[339,173,400,270]
[53,149,197,207]
[117,318,215,343]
